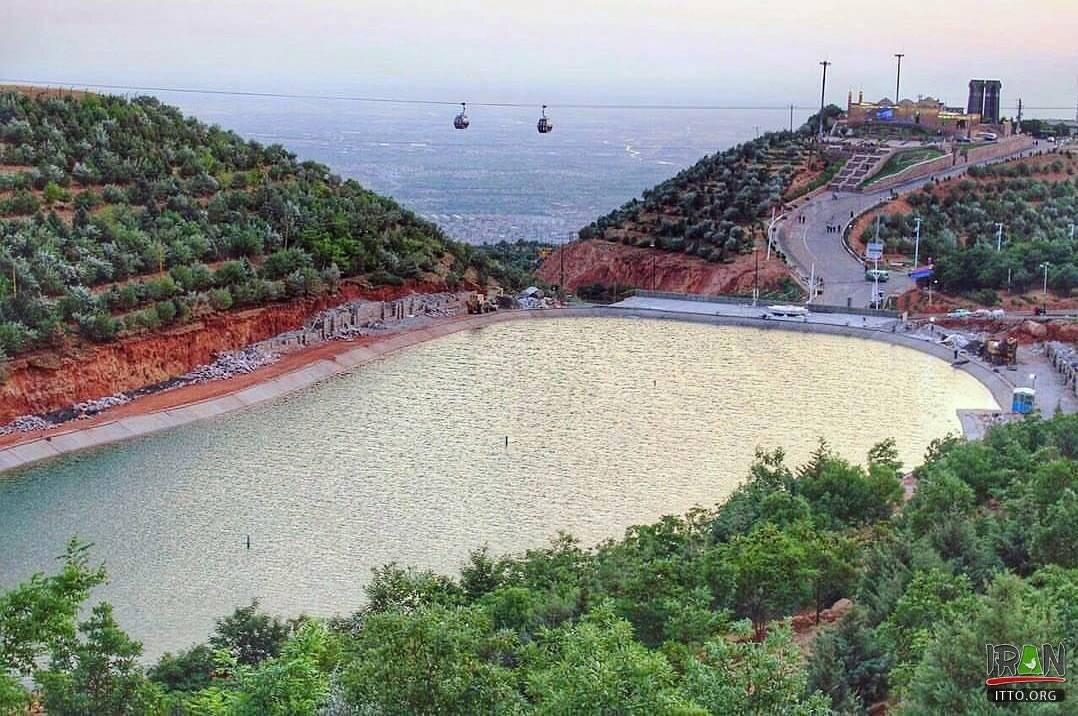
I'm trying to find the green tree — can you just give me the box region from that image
[341,605,522,714]
[898,572,1072,713]
[0,540,106,680]
[684,622,832,715]
[524,604,700,714]
[722,523,811,640]
[209,601,289,667]
[37,603,164,715]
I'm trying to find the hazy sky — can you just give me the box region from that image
[3,0,1075,111]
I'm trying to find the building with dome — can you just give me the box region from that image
[844,89,986,138]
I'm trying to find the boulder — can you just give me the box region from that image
[1021,320,1049,340]
[829,598,854,619]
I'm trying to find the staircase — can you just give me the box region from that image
[829,148,891,192]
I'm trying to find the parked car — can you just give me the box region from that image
[947,308,972,319]
[865,269,890,282]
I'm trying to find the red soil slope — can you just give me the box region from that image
[0,281,447,424]
[537,239,793,296]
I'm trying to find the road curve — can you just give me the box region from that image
[778,140,1052,308]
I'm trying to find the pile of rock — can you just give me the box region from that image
[0,415,54,436]
[178,347,280,384]
[72,394,131,417]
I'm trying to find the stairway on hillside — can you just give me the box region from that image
[829,148,891,192]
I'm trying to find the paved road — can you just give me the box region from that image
[778,139,1058,309]
[614,295,900,328]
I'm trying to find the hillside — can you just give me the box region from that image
[5,413,1077,712]
[859,151,1078,310]
[545,109,843,296]
[577,130,816,257]
[0,88,513,365]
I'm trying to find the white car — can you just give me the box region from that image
[947,309,972,319]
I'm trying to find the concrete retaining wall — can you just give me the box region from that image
[857,135,1035,194]
[865,152,955,193]
[1047,342,1078,397]
[0,306,1009,474]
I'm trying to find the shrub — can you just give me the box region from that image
[154,300,178,324]
[207,287,233,311]
[0,321,33,354]
[260,249,311,280]
[76,311,120,342]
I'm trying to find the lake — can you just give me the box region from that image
[0,317,998,658]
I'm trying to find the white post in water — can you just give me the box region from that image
[913,217,922,268]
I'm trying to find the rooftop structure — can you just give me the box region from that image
[845,90,981,137]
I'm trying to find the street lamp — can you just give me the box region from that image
[995,222,1004,253]
[1041,261,1050,301]
[766,207,781,260]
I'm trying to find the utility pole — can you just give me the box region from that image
[789,104,794,133]
[560,242,565,300]
[753,246,759,306]
[1042,262,1050,300]
[913,216,922,268]
[894,53,905,102]
[818,61,831,141]
[1017,98,1023,134]
[649,240,656,291]
[995,222,1004,252]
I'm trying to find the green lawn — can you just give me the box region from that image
[861,147,946,187]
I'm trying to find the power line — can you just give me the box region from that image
[1,78,1070,112]
[0,77,813,111]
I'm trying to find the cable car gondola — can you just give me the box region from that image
[537,105,553,134]
[453,102,470,130]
